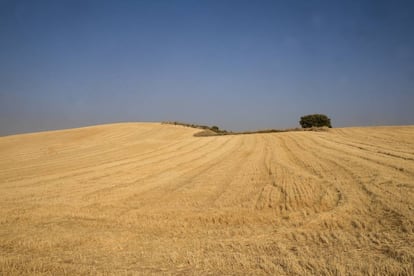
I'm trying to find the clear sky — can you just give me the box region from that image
[1,0,413,135]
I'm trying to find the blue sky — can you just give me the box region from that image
[1,0,413,135]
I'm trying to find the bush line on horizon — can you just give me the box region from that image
[162,119,330,137]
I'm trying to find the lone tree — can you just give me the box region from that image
[299,114,332,128]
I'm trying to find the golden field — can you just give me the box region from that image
[0,123,413,275]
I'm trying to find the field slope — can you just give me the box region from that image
[1,123,413,275]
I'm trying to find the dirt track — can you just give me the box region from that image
[1,123,413,275]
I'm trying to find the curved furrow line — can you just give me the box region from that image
[208,135,280,211]
[52,133,197,164]
[331,132,414,156]
[356,175,414,208]
[214,134,277,211]
[79,136,238,203]
[294,134,413,233]
[3,135,212,190]
[158,135,245,196]
[72,137,211,181]
[194,135,259,207]
[0,137,192,182]
[268,164,313,214]
[1,135,220,204]
[149,136,249,209]
[207,134,288,213]
[333,128,414,153]
[0,124,161,162]
[268,134,344,216]
[274,134,325,179]
[316,134,414,161]
[0,132,202,181]
[267,134,359,230]
[253,135,282,211]
[96,136,229,182]
[305,133,414,178]
[327,135,414,157]
[111,136,242,209]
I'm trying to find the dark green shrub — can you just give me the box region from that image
[211,126,220,132]
[299,114,332,128]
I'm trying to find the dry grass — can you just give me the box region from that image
[1,123,413,275]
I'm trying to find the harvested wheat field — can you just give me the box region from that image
[0,123,413,275]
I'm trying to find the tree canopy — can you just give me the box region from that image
[299,114,332,128]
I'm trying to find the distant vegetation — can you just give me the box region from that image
[161,121,229,135]
[299,114,332,128]
[162,121,330,137]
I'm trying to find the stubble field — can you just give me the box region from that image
[0,123,413,275]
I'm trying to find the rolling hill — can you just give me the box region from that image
[1,123,413,275]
